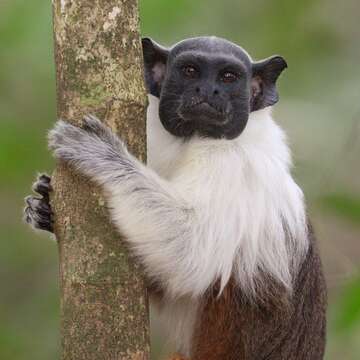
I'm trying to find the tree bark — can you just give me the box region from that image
[51,1,150,359]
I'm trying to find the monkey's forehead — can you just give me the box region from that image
[170,36,253,65]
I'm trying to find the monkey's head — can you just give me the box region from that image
[142,36,287,140]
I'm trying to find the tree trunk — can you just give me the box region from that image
[51,1,150,359]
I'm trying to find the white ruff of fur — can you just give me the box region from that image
[146,95,308,296]
[144,95,308,354]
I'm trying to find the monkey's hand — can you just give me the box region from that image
[24,173,54,233]
[48,115,130,187]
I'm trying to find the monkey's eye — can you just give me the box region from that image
[221,71,239,83]
[182,65,199,78]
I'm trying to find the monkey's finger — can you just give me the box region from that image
[32,174,53,198]
[82,115,106,134]
[82,115,123,149]
[25,196,53,216]
[38,173,51,184]
[24,204,54,232]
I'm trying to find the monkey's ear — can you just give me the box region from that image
[142,37,169,97]
[250,56,287,111]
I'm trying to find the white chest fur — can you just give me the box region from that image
[146,95,308,353]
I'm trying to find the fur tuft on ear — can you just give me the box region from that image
[142,37,169,97]
[251,56,287,111]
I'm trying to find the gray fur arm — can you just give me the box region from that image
[48,116,207,298]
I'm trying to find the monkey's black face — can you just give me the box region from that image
[142,37,287,140]
[160,47,251,139]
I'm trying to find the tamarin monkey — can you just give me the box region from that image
[25,36,327,359]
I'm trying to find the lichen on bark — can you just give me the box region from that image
[51,1,150,359]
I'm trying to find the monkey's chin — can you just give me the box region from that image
[180,103,226,124]
[196,114,248,140]
[160,111,244,140]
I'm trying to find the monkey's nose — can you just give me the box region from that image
[195,85,219,97]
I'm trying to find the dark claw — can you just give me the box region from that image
[24,173,54,233]
[32,174,52,199]
[24,203,54,232]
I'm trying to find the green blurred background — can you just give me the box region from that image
[1,0,359,358]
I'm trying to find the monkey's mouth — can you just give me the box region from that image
[180,101,227,124]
